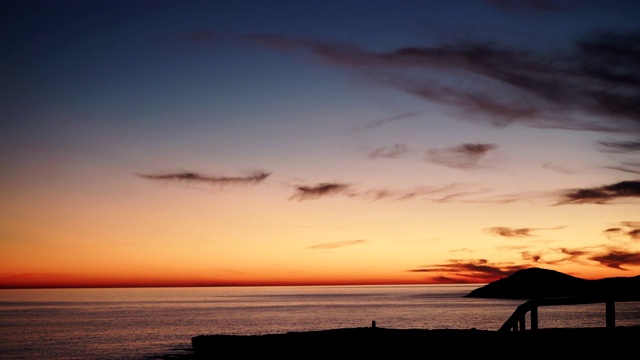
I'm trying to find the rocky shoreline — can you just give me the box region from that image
[153,325,640,359]
[188,325,640,358]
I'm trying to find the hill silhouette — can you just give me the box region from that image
[465,267,640,299]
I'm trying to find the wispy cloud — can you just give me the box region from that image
[605,162,640,175]
[288,182,496,202]
[599,140,640,174]
[137,170,271,187]
[289,182,354,200]
[603,221,640,241]
[485,225,565,237]
[521,251,543,263]
[526,247,592,266]
[519,246,640,269]
[542,161,576,174]
[559,247,592,261]
[556,180,640,204]
[588,248,640,270]
[599,141,640,153]
[486,227,533,237]
[368,143,413,159]
[309,239,368,250]
[287,181,569,204]
[425,143,498,169]
[355,112,420,133]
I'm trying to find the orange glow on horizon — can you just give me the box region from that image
[0,266,631,289]
[0,275,478,289]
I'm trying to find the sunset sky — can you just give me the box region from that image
[1,0,639,288]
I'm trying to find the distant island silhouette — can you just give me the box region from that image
[465,267,640,300]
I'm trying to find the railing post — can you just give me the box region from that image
[501,297,638,333]
[606,302,615,328]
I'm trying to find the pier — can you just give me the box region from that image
[499,295,640,332]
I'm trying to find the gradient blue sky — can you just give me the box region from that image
[1,0,639,288]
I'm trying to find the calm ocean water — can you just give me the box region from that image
[1,284,639,359]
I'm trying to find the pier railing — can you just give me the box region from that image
[499,295,640,332]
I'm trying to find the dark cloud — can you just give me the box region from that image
[201,29,640,134]
[408,259,530,283]
[425,143,498,169]
[137,170,270,186]
[368,144,412,159]
[191,27,640,173]
[484,0,569,11]
[403,242,640,284]
[557,180,640,204]
[309,239,367,250]
[289,182,353,200]
[289,179,638,206]
[409,244,640,283]
[588,248,640,270]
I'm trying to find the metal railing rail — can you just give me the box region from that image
[498,295,640,332]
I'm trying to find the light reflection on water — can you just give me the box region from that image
[1,285,639,359]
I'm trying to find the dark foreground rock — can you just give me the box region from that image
[191,326,640,358]
[189,267,640,358]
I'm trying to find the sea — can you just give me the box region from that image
[1,284,640,360]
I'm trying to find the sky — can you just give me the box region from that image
[1,0,639,288]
